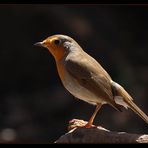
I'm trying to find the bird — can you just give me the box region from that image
[35,34,148,128]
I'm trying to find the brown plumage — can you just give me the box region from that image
[35,34,148,127]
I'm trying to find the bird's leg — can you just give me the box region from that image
[85,103,102,128]
[68,104,102,130]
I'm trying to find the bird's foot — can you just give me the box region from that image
[68,119,96,131]
[84,122,96,128]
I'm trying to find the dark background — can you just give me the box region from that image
[0,4,148,143]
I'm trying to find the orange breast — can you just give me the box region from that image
[56,61,65,82]
[51,46,66,82]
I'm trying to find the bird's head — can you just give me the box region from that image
[34,34,81,61]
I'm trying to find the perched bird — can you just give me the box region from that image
[35,34,148,128]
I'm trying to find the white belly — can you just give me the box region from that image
[62,70,104,105]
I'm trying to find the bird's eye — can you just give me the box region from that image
[54,39,60,45]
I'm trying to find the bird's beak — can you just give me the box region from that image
[34,42,44,47]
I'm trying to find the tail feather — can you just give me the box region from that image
[125,99,148,124]
[111,81,148,124]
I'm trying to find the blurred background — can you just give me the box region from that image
[0,4,148,143]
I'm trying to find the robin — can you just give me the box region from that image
[35,34,148,128]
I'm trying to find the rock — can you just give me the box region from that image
[55,119,148,144]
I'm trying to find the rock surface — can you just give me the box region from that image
[55,119,148,144]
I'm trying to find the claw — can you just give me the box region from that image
[68,119,97,131]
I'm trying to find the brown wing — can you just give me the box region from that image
[65,52,121,110]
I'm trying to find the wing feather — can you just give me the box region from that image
[65,52,120,110]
